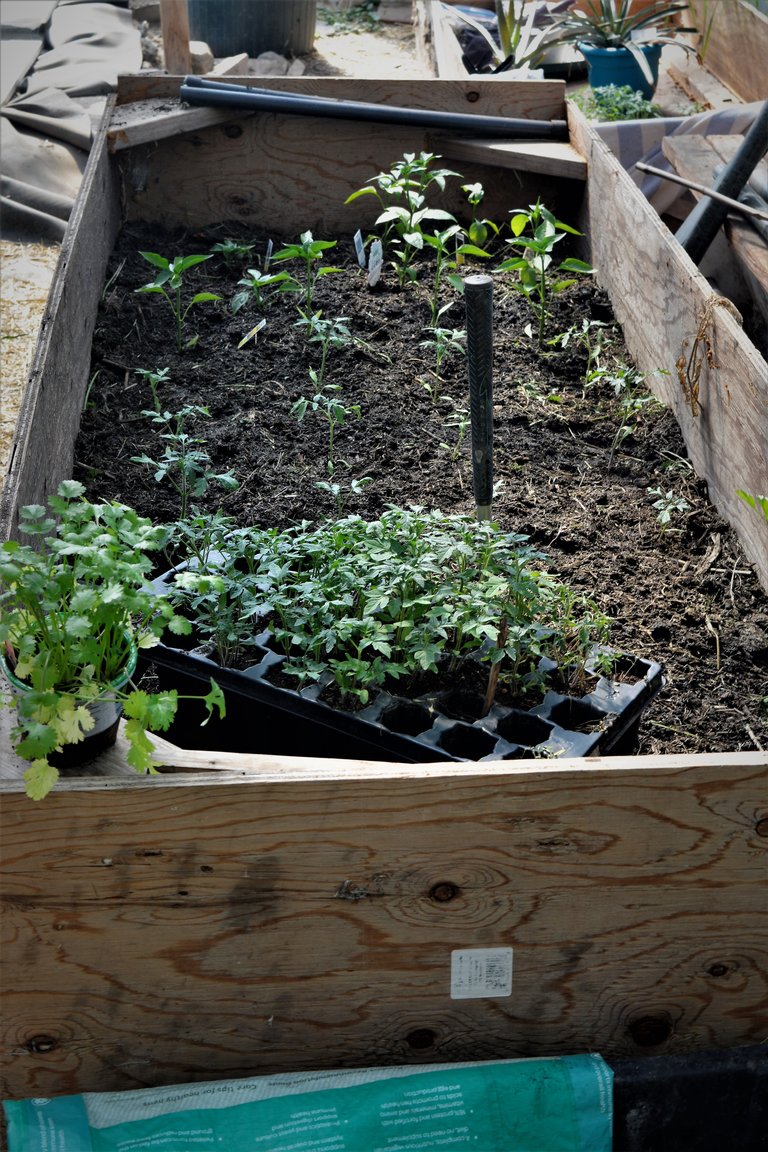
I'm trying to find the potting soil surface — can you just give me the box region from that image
[73,221,768,759]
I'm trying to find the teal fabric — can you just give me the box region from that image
[4,1055,612,1151]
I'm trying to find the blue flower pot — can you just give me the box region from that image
[578,42,662,100]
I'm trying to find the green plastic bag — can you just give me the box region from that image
[4,1054,612,1151]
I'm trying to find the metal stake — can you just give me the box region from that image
[465,274,494,522]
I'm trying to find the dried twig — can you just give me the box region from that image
[676,296,741,417]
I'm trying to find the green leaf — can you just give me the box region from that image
[57,479,86,499]
[139,251,169,270]
[124,717,158,774]
[16,722,59,760]
[144,691,178,730]
[23,760,59,801]
[190,292,221,304]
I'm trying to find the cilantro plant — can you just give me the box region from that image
[136,251,221,352]
[0,481,224,800]
[496,201,594,347]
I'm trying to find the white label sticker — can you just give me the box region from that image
[450,948,513,999]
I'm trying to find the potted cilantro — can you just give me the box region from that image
[552,0,697,97]
[0,481,225,800]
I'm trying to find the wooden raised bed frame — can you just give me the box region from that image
[1,78,767,1103]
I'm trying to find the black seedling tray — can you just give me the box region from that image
[141,631,663,764]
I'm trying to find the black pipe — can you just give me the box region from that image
[179,77,569,141]
[465,274,494,521]
[675,99,768,263]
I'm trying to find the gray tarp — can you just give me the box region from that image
[0,0,141,241]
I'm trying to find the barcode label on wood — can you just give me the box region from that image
[450,948,513,999]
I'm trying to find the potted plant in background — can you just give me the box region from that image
[0,480,225,800]
[552,0,697,98]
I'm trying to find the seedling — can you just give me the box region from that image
[423,225,489,326]
[316,476,373,517]
[210,238,255,264]
[649,487,691,532]
[169,507,609,707]
[496,201,593,347]
[135,366,171,414]
[549,318,615,379]
[272,231,341,312]
[136,251,220,352]
[345,151,460,287]
[295,311,354,388]
[737,490,768,524]
[440,406,470,464]
[132,404,238,518]
[461,182,500,249]
[291,373,361,477]
[231,268,299,313]
[419,326,466,404]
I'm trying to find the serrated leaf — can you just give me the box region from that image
[16,722,59,760]
[24,760,59,801]
[144,691,178,730]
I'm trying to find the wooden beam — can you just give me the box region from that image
[686,0,768,104]
[434,136,587,180]
[159,0,192,76]
[568,102,768,593]
[1,752,766,1097]
[107,98,252,152]
[660,135,768,336]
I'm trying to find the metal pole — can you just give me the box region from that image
[674,100,768,263]
[465,274,494,522]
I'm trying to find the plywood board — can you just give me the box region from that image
[568,102,768,594]
[1,751,766,1098]
[687,0,768,104]
[0,98,122,541]
[116,80,571,234]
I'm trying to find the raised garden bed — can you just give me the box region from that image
[1,76,766,1103]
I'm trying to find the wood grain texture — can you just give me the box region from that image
[687,0,768,104]
[107,99,253,152]
[568,102,768,594]
[117,87,572,234]
[661,135,768,331]
[435,136,587,180]
[1,754,766,1098]
[0,100,122,542]
[159,0,192,76]
[116,74,567,121]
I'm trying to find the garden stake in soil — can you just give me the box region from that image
[465,274,494,521]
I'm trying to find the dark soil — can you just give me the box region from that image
[74,221,768,758]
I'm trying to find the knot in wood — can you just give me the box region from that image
[429,882,459,903]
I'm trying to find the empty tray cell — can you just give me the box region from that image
[546,697,608,733]
[380,700,434,737]
[495,710,554,747]
[436,690,487,722]
[438,722,498,759]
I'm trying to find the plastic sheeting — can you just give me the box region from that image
[0,0,141,241]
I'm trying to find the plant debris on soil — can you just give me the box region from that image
[74,219,768,760]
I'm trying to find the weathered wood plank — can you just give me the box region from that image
[1,753,766,1097]
[0,98,122,542]
[434,135,587,179]
[159,0,192,76]
[687,0,768,104]
[116,73,567,122]
[107,97,252,151]
[568,102,768,594]
[661,135,768,334]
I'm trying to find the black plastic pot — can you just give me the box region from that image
[141,626,663,762]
